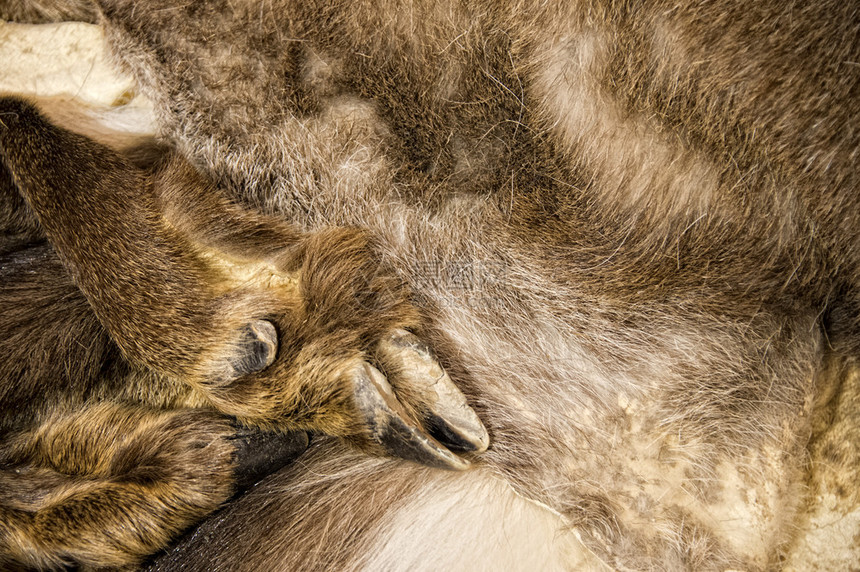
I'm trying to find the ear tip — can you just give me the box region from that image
[0,97,43,139]
[0,96,37,117]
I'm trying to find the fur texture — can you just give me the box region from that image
[0,94,485,568]
[1,0,859,569]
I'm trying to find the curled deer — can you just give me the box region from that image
[1,0,858,569]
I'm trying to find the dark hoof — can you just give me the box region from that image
[353,362,470,471]
[230,428,310,491]
[379,330,489,453]
[229,319,278,378]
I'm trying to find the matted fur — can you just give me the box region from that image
[0,0,858,569]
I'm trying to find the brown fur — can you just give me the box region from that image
[0,94,475,567]
[1,0,859,569]
[0,237,312,569]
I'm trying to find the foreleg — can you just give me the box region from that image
[0,403,306,570]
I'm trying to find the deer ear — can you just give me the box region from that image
[0,96,158,308]
[0,97,279,385]
[0,149,41,240]
[0,97,147,235]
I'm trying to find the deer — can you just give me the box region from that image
[0,0,858,569]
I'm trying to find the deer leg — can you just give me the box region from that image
[0,403,307,570]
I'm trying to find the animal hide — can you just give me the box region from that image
[1,0,859,570]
